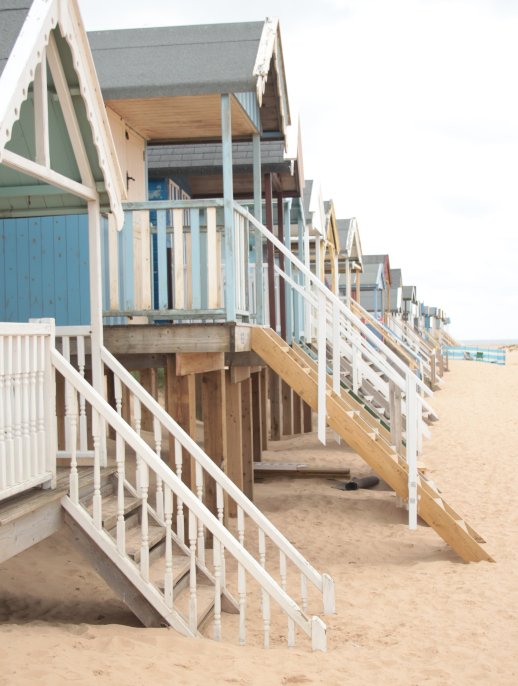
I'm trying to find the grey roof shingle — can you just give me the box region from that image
[336,218,352,255]
[87,22,264,100]
[0,1,32,78]
[362,254,387,265]
[148,140,290,177]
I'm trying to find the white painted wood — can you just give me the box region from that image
[322,573,335,615]
[12,335,22,484]
[0,337,5,490]
[153,416,164,521]
[311,616,327,653]
[92,408,102,530]
[280,549,287,613]
[4,337,14,488]
[68,385,78,504]
[116,431,126,556]
[288,616,295,649]
[62,335,70,451]
[140,459,150,582]
[301,574,308,613]
[173,208,184,309]
[263,590,270,649]
[174,437,184,544]
[406,375,418,530]
[164,483,173,608]
[188,509,197,633]
[1,149,97,200]
[238,561,246,645]
[108,213,120,311]
[207,207,218,309]
[332,300,341,445]
[21,336,30,481]
[195,460,205,566]
[213,538,222,641]
[77,336,88,452]
[317,289,327,444]
[33,49,50,168]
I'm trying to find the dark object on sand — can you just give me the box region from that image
[332,476,380,491]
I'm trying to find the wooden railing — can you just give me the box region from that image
[0,320,55,501]
[52,346,329,651]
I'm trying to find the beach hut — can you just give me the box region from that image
[336,217,363,309]
[361,254,392,316]
[389,268,403,316]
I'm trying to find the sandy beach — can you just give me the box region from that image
[0,352,517,685]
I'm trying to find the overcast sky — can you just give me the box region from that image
[79,0,518,340]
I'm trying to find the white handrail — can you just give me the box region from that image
[100,346,331,600]
[51,348,327,650]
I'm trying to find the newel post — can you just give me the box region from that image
[221,94,236,322]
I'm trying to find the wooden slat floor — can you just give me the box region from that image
[0,466,117,527]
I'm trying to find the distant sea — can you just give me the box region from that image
[461,340,518,346]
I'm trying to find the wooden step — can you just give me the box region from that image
[151,553,191,597]
[125,525,167,563]
[84,493,141,531]
[174,584,216,633]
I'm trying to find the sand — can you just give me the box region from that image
[0,352,517,685]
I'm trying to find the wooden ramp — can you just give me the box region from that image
[252,327,494,564]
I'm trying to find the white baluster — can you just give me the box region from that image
[62,336,70,450]
[12,336,22,483]
[301,573,308,613]
[133,392,142,497]
[288,616,295,649]
[68,386,78,504]
[213,538,222,642]
[116,430,126,555]
[0,337,5,490]
[174,438,184,543]
[195,460,205,566]
[237,505,245,547]
[164,483,173,607]
[29,336,38,477]
[280,550,287,613]
[259,528,266,610]
[153,416,164,520]
[77,336,87,452]
[4,337,14,487]
[216,483,225,587]
[114,375,122,416]
[92,409,102,529]
[37,336,46,476]
[263,590,270,650]
[188,509,198,633]
[238,561,246,646]
[21,336,30,481]
[140,458,150,582]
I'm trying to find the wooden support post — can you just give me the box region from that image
[195,373,203,421]
[260,367,268,450]
[221,93,236,322]
[264,173,276,331]
[251,371,263,461]
[85,368,94,450]
[270,370,282,441]
[282,380,293,437]
[355,265,361,306]
[293,391,302,435]
[241,377,254,501]
[253,133,264,325]
[202,371,227,534]
[303,401,313,433]
[105,368,116,440]
[121,382,131,426]
[139,368,158,432]
[277,190,286,340]
[346,258,351,309]
[166,354,196,482]
[225,370,243,517]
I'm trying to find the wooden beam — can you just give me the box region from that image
[225,370,243,516]
[270,370,282,441]
[176,352,225,377]
[230,365,250,384]
[260,367,269,450]
[0,149,97,201]
[46,33,95,188]
[202,370,227,529]
[166,354,196,491]
[225,351,264,367]
[293,391,302,434]
[241,377,254,501]
[33,49,50,168]
[282,380,293,436]
[251,371,263,462]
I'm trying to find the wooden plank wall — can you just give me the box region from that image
[0,215,90,324]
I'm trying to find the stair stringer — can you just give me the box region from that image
[252,327,495,564]
[62,496,199,637]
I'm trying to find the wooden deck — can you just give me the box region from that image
[0,466,116,564]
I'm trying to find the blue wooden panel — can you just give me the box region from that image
[16,218,30,322]
[29,218,42,318]
[191,208,201,310]
[66,215,80,325]
[156,210,168,310]
[41,216,55,319]
[78,215,90,324]
[4,219,18,321]
[53,216,68,326]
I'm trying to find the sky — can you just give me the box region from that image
[79,0,518,340]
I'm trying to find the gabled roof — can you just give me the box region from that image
[402,285,416,301]
[88,18,290,144]
[390,268,402,287]
[362,253,391,285]
[0,0,125,227]
[356,262,384,289]
[337,217,363,263]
